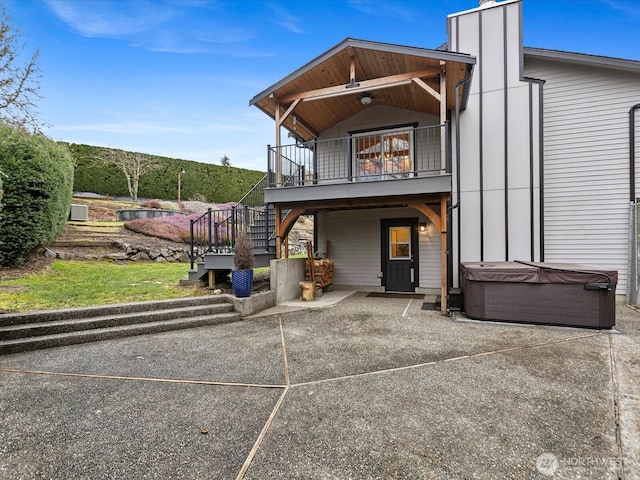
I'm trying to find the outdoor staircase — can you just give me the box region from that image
[187,174,277,285]
[0,296,240,355]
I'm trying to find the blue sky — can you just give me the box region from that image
[6,0,640,172]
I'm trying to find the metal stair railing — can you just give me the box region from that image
[237,173,268,208]
[189,205,275,269]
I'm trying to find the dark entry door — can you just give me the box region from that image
[382,219,418,292]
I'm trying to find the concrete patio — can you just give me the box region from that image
[1,291,639,479]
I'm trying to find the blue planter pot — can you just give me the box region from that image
[232,269,254,297]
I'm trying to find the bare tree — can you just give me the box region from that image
[0,7,42,131]
[220,154,231,166]
[101,148,159,202]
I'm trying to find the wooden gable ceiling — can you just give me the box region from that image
[250,39,475,142]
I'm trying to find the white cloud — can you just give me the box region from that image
[44,0,175,38]
[44,0,274,57]
[347,0,415,22]
[601,0,640,19]
[265,3,304,34]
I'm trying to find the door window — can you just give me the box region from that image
[390,226,411,259]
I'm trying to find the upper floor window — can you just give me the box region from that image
[353,127,413,181]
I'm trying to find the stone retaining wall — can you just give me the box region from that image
[46,240,191,263]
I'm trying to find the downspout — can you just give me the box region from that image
[450,65,474,292]
[630,104,640,203]
[628,103,640,304]
[523,76,545,261]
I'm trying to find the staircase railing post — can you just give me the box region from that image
[207,208,212,252]
[267,145,274,188]
[231,205,237,249]
[189,218,195,269]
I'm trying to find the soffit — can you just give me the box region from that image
[250,38,475,141]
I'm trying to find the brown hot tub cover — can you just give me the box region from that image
[459,261,617,328]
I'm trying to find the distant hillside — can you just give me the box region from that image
[63,143,266,203]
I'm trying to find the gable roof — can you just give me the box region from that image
[250,38,475,141]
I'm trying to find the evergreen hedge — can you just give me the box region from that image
[0,125,74,266]
[66,143,265,203]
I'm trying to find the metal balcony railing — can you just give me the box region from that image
[267,123,449,188]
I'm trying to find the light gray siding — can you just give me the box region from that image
[318,208,441,290]
[524,57,640,294]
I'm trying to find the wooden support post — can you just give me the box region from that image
[208,270,215,290]
[440,62,447,173]
[440,194,448,314]
[275,103,282,187]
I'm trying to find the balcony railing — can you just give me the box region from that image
[267,123,449,188]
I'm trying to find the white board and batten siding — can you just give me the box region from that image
[318,208,441,290]
[525,57,640,294]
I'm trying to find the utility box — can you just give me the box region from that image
[69,204,89,221]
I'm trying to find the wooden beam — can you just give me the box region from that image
[278,207,306,239]
[278,68,440,103]
[280,98,300,123]
[278,194,441,212]
[275,103,282,187]
[349,55,356,84]
[412,77,440,102]
[407,202,441,231]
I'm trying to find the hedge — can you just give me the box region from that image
[0,125,74,266]
[67,143,266,203]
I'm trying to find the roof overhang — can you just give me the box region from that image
[250,38,475,142]
[524,47,640,74]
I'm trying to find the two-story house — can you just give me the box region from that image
[249,0,640,311]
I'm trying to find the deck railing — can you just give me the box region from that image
[267,123,449,188]
[189,205,271,269]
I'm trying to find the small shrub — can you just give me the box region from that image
[234,230,254,270]
[141,199,162,209]
[158,201,180,211]
[189,192,208,203]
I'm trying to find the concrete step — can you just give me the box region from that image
[0,296,225,327]
[0,303,234,340]
[0,296,241,355]
[0,313,240,355]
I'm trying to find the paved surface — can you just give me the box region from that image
[1,291,639,479]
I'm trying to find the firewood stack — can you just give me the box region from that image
[305,241,334,289]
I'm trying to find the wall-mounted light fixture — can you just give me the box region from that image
[419,222,427,233]
[360,93,373,105]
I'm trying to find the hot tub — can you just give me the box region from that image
[459,261,617,328]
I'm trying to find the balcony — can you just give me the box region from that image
[265,124,451,206]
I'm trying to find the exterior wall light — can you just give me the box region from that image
[419,222,427,233]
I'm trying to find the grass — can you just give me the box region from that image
[0,261,207,313]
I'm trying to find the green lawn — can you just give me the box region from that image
[0,261,207,313]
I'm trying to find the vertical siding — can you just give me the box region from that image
[321,208,441,289]
[525,57,640,294]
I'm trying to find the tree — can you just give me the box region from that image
[0,7,42,132]
[100,148,159,202]
[220,154,231,166]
